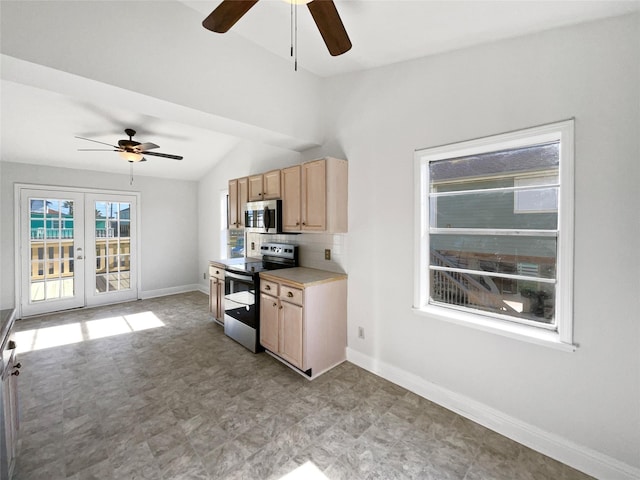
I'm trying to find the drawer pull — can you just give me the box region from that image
[11,370,19,376]
[287,291,293,298]
[265,285,271,290]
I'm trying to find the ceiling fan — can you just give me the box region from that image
[202,0,352,57]
[75,129,183,162]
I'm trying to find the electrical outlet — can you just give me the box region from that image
[358,327,365,339]
[251,242,255,251]
[325,249,331,260]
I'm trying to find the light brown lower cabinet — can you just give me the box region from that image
[209,263,225,324]
[1,312,19,480]
[259,274,346,378]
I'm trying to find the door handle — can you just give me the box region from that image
[76,256,84,260]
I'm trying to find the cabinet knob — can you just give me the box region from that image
[295,222,299,226]
[265,285,271,290]
[287,291,293,298]
[273,302,277,307]
[279,306,283,310]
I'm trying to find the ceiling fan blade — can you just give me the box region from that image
[143,151,183,160]
[136,142,160,152]
[75,136,119,149]
[78,149,119,151]
[307,0,352,57]
[203,0,259,33]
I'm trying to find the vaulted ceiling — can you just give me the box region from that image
[1,0,637,180]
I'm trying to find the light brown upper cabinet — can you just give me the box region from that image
[263,170,282,200]
[228,177,248,228]
[248,171,282,201]
[282,165,302,231]
[282,158,347,233]
[248,174,264,201]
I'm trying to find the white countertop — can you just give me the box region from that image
[259,267,347,288]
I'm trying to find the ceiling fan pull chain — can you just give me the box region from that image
[294,2,298,72]
[130,162,134,186]
[290,2,294,59]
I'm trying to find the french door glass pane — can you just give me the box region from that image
[29,197,75,302]
[94,201,131,293]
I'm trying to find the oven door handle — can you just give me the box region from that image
[224,271,256,282]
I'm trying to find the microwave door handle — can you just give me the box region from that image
[263,206,271,232]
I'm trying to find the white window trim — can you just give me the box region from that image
[413,119,576,351]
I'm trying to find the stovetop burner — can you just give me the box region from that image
[214,243,298,276]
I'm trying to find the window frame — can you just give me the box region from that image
[414,120,576,351]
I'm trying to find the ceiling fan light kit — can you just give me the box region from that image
[202,0,352,59]
[118,151,144,162]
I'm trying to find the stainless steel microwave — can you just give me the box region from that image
[245,199,283,233]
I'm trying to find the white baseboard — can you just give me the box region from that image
[346,347,639,480]
[139,284,201,300]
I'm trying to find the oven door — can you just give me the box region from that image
[223,270,262,352]
[223,270,257,328]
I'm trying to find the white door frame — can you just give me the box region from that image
[14,184,142,318]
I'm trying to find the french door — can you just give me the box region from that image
[18,187,138,317]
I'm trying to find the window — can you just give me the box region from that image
[414,120,575,349]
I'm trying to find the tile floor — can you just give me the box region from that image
[13,292,593,480]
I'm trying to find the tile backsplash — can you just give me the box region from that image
[246,232,347,274]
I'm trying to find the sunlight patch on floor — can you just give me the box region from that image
[15,311,165,353]
[278,461,329,480]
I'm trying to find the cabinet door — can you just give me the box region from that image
[209,278,216,314]
[248,174,264,201]
[209,278,224,322]
[215,279,224,322]
[301,159,326,231]
[228,179,239,228]
[259,293,279,353]
[263,170,281,200]
[279,300,304,369]
[237,177,248,227]
[282,165,301,231]
[2,355,18,479]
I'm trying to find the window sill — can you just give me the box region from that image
[413,305,577,353]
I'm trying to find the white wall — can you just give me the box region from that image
[0,161,199,309]
[316,14,639,478]
[0,0,322,149]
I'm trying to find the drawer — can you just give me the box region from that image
[209,265,224,280]
[279,284,303,305]
[261,279,279,295]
